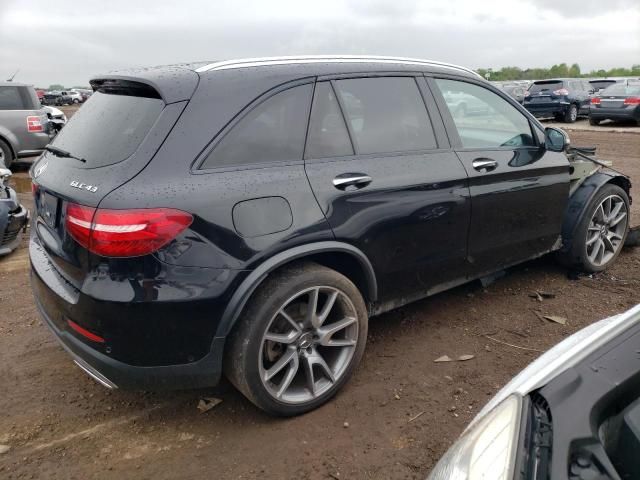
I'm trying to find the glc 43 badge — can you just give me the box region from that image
[70,181,98,193]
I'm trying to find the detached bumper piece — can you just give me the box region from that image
[0,193,28,256]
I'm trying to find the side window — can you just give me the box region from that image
[333,77,437,155]
[305,82,354,159]
[435,79,535,149]
[0,86,24,110]
[200,84,312,169]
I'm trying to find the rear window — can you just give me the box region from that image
[0,86,39,110]
[49,91,163,168]
[528,81,563,94]
[590,80,616,90]
[601,84,640,96]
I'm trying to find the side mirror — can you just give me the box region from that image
[545,127,570,152]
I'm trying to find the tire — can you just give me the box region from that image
[564,104,578,123]
[0,139,14,169]
[559,184,630,272]
[589,117,600,126]
[224,262,368,416]
[73,99,79,104]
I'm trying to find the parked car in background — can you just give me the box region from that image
[590,82,640,125]
[428,303,640,480]
[61,90,83,104]
[0,81,51,168]
[30,57,631,417]
[43,105,67,135]
[499,83,527,104]
[0,167,28,255]
[73,88,93,102]
[35,89,46,103]
[524,78,591,122]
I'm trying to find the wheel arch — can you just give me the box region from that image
[560,170,632,253]
[214,241,378,339]
[0,130,18,160]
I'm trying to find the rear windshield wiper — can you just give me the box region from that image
[45,145,87,163]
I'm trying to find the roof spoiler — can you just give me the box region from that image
[89,65,199,104]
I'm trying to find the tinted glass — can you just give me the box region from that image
[601,84,640,96]
[334,77,436,155]
[436,79,535,149]
[0,86,25,110]
[590,80,616,91]
[528,81,563,94]
[50,91,164,168]
[305,82,353,159]
[202,84,312,169]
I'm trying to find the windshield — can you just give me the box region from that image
[50,91,164,168]
[600,84,640,96]
[528,81,563,94]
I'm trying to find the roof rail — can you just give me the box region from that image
[195,55,481,78]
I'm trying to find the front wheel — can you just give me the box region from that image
[559,184,630,272]
[225,263,368,416]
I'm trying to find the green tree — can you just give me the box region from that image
[47,84,64,91]
[568,63,581,77]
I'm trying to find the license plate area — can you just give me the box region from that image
[40,191,60,228]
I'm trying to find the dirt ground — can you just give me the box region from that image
[0,124,639,479]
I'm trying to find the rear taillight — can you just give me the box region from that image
[591,97,601,105]
[31,182,39,196]
[67,318,105,343]
[553,88,569,96]
[65,203,192,257]
[624,97,640,105]
[27,115,44,133]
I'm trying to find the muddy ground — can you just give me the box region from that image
[0,123,639,479]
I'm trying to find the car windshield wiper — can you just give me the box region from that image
[45,145,86,163]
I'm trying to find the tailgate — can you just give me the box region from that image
[30,77,195,288]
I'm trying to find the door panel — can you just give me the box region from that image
[306,153,470,302]
[456,148,569,275]
[430,77,570,277]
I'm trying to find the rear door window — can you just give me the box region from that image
[201,84,312,169]
[333,77,437,155]
[305,82,354,159]
[435,78,535,149]
[49,91,164,168]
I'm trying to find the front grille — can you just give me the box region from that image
[1,227,20,247]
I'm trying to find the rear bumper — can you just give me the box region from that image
[32,283,226,390]
[524,101,570,118]
[28,231,242,390]
[590,106,640,121]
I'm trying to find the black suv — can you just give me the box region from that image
[524,78,592,122]
[29,57,631,416]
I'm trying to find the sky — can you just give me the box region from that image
[1,0,638,87]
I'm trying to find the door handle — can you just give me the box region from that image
[332,173,372,190]
[472,158,498,173]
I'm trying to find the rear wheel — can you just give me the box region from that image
[0,139,14,169]
[564,104,578,123]
[225,263,368,416]
[559,184,630,272]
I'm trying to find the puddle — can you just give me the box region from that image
[9,175,32,193]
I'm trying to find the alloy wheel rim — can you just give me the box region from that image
[586,194,627,266]
[570,106,577,121]
[258,286,359,405]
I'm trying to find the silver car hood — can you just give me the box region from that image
[467,302,640,431]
